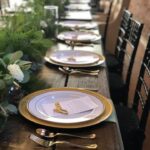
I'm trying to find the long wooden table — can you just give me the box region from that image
[0,2,124,149]
[0,40,124,150]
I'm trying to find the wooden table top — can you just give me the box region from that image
[0,4,124,148]
[0,42,124,150]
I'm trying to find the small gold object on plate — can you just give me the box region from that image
[67,56,76,62]
[54,102,68,115]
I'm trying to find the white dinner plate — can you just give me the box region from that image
[27,90,105,124]
[65,4,91,11]
[57,31,101,42]
[19,88,113,128]
[49,50,101,66]
[44,56,105,67]
[58,21,97,29]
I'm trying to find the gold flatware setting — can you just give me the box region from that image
[65,40,95,47]
[30,134,98,149]
[58,66,99,75]
[36,128,96,139]
[62,66,100,73]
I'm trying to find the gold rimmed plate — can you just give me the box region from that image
[58,21,97,29]
[44,51,105,68]
[49,50,102,67]
[27,89,105,124]
[19,88,113,129]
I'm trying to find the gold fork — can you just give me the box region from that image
[30,134,98,149]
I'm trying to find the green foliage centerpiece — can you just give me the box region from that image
[0,0,53,63]
[0,0,68,132]
[0,51,31,132]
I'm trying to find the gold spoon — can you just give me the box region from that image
[36,128,96,139]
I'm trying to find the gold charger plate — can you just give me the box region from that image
[44,55,105,68]
[19,88,113,129]
[49,50,104,67]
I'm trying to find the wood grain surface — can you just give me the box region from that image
[0,55,123,150]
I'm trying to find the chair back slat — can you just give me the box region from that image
[137,91,146,109]
[115,10,132,62]
[103,0,113,45]
[124,48,131,60]
[124,18,144,91]
[140,91,150,131]
[143,63,150,76]
[132,35,150,131]
[139,77,149,96]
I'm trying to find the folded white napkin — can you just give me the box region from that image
[59,21,97,29]
[65,11,92,20]
[66,4,91,10]
[69,0,91,3]
[77,34,93,41]
[41,96,98,117]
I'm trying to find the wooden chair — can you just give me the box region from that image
[104,0,131,51]
[105,9,132,73]
[102,0,113,45]
[116,35,150,150]
[109,18,144,104]
[93,0,131,48]
[93,0,126,47]
[92,0,114,38]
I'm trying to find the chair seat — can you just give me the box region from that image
[115,105,145,150]
[108,72,127,104]
[106,53,120,72]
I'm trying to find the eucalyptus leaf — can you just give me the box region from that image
[22,64,32,70]
[4,74,13,85]
[0,101,9,107]
[4,104,18,115]
[10,51,23,63]
[17,60,32,70]
[3,74,12,80]
[0,52,4,55]
[0,104,8,118]
[3,51,23,64]
[0,79,6,90]
[0,71,2,76]
[0,58,7,68]
[21,70,30,83]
